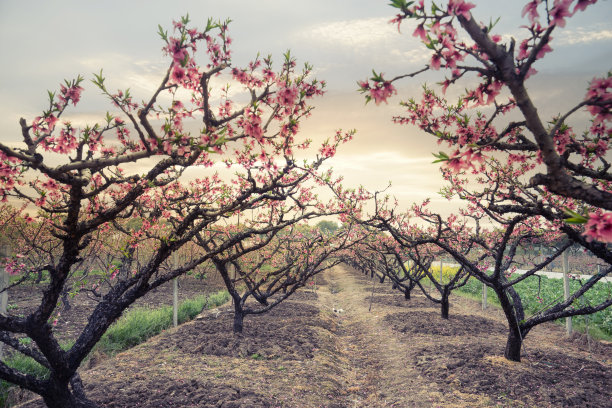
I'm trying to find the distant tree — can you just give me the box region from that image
[204,222,359,332]
[316,220,339,235]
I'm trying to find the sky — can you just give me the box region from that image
[1,0,611,216]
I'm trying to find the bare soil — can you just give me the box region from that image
[12,265,612,407]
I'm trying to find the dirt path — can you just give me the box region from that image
[317,265,487,407]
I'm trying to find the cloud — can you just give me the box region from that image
[556,25,612,45]
[298,17,393,49]
[389,48,430,65]
[296,17,423,55]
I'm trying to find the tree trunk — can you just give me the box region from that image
[504,329,522,362]
[440,296,449,319]
[233,301,244,334]
[440,289,450,319]
[495,285,526,362]
[404,289,411,300]
[61,290,71,312]
[42,379,99,408]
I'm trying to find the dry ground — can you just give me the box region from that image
[13,265,612,407]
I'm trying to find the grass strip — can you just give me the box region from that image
[96,290,229,355]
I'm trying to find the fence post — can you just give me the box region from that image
[0,245,9,359]
[562,250,572,336]
[482,282,487,310]
[172,253,178,328]
[173,278,178,327]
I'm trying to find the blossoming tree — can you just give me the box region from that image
[202,221,360,333]
[0,16,351,408]
[360,0,611,240]
[359,0,612,361]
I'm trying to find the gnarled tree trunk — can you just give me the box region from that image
[42,377,99,408]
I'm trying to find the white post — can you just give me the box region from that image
[173,278,178,327]
[482,282,487,310]
[172,253,179,328]
[562,250,572,336]
[0,245,9,359]
[439,259,443,284]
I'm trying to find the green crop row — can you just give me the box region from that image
[456,274,612,338]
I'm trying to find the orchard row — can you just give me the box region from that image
[0,1,610,407]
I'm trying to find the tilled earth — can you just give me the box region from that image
[12,266,612,408]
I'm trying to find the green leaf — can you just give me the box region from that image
[389,0,406,9]
[205,17,214,32]
[157,24,168,42]
[564,217,588,224]
[432,151,449,163]
[487,17,501,32]
[563,208,588,224]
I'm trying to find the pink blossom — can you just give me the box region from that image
[413,24,427,42]
[443,150,471,173]
[276,85,299,107]
[369,81,397,105]
[447,0,475,20]
[550,0,573,27]
[262,69,276,82]
[585,76,612,100]
[168,38,188,65]
[524,67,538,79]
[517,39,532,61]
[59,84,84,107]
[521,0,541,24]
[389,15,404,32]
[430,54,442,70]
[573,0,597,14]
[171,65,186,83]
[42,178,59,191]
[319,144,336,158]
[585,76,612,125]
[583,212,612,243]
[536,41,553,59]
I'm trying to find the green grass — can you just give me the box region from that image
[0,341,75,408]
[0,352,50,407]
[454,275,612,341]
[96,290,229,355]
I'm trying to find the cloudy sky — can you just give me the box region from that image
[1,0,611,215]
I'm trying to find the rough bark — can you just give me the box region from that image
[440,291,450,319]
[233,303,245,334]
[504,329,523,362]
[42,378,99,408]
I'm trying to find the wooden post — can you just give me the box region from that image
[0,245,9,359]
[482,282,487,310]
[369,273,376,312]
[173,278,178,327]
[562,250,572,336]
[172,253,179,328]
